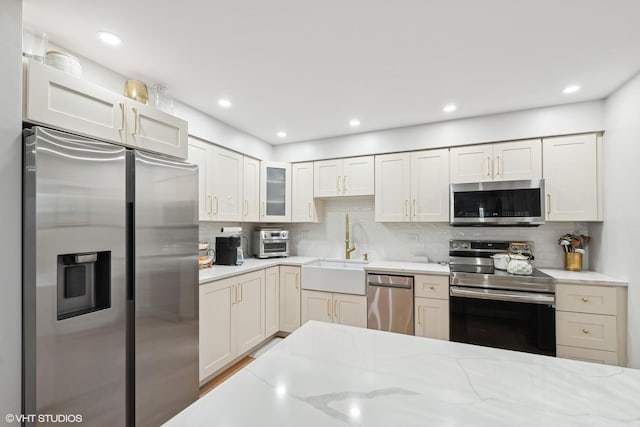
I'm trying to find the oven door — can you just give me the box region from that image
[449,286,556,356]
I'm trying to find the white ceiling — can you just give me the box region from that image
[23,0,640,144]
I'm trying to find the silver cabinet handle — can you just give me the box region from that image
[337,176,342,193]
[495,155,500,176]
[212,195,218,215]
[131,107,138,136]
[412,199,417,217]
[308,201,312,219]
[343,175,347,193]
[207,195,212,215]
[404,200,409,217]
[486,156,492,177]
[417,306,422,325]
[118,102,125,132]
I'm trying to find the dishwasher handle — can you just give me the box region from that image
[367,274,414,289]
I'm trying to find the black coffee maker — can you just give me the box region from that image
[215,236,241,265]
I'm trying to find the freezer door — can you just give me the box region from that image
[23,127,127,426]
[132,150,199,426]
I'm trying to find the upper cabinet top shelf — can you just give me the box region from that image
[23,59,189,159]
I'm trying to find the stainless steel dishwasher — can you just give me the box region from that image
[367,273,414,335]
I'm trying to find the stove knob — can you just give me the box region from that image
[462,242,469,249]
[451,242,459,249]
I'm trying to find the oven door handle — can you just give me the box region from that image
[450,286,555,305]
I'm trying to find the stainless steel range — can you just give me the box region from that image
[448,240,556,356]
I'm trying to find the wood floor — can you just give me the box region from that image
[199,356,255,397]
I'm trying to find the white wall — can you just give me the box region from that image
[590,72,640,368]
[274,101,604,162]
[288,198,589,269]
[49,43,274,160]
[0,0,23,419]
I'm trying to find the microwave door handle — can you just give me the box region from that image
[450,286,555,305]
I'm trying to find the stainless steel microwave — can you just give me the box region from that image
[450,179,545,226]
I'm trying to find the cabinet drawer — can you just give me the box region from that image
[556,284,617,315]
[414,275,449,299]
[556,311,617,351]
[556,345,619,366]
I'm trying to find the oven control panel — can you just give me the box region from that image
[449,240,534,254]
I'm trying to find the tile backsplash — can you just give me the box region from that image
[199,198,591,269]
[285,198,591,269]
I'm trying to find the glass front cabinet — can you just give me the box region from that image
[260,161,291,222]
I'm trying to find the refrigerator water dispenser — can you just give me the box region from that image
[56,251,111,320]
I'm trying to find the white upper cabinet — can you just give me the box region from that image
[292,162,322,223]
[543,134,602,221]
[375,153,411,222]
[450,139,541,183]
[187,139,243,222]
[260,161,291,222]
[376,149,449,222]
[314,156,374,197]
[243,156,260,222]
[25,59,188,159]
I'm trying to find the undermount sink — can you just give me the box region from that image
[301,259,368,295]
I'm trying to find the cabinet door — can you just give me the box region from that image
[187,139,212,221]
[543,134,600,221]
[493,139,541,181]
[128,102,188,159]
[279,266,301,333]
[243,156,260,222]
[375,153,411,222]
[301,290,333,324]
[314,159,341,197]
[25,59,126,144]
[211,147,243,221]
[411,149,449,222]
[292,162,320,223]
[265,266,280,337]
[199,279,235,380]
[450,144,494,183]
[342,156,374,196]
[415,297,449,340]
[333,294,367,328]
[261,161,292,222]
[235,271,266,355]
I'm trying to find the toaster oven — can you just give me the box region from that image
[253,230,289,258]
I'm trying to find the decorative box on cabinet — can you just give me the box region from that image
[301,290,367,328]
[375,149,449,222]
[450,139,541,184]
[414,274,449,340]
[555,282,627,366]
[24,59,188,159]
[314,156,374,197]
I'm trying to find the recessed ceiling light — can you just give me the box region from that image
[277,131,287,138]
[562,85,581,94]
[443,104,457,113]
[349,119,361,128]
[218,98,232,108]
[97,31,121,46]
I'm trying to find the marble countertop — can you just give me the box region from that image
[199,257,318,284]
[539,269,628,287]
[365,261,450,276]
[166,321,640,426]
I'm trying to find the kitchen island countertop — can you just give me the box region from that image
[165,321,640,426]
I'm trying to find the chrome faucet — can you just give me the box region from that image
[345,212,356,259]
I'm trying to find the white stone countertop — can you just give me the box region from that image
[539,269,628,287]
[365,261,450,276]
[165,321,640,427]
[199,257,319,284]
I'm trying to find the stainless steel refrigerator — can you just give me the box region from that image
[23,127,199,426]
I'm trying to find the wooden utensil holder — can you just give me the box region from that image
[564,252,582,271]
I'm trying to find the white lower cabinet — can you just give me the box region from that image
[199,270,265,381]
[414,274,449,340]
[301,290,367,328]
[265,266,280,337]
[555,282,627,366]
[279,266,301,333]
